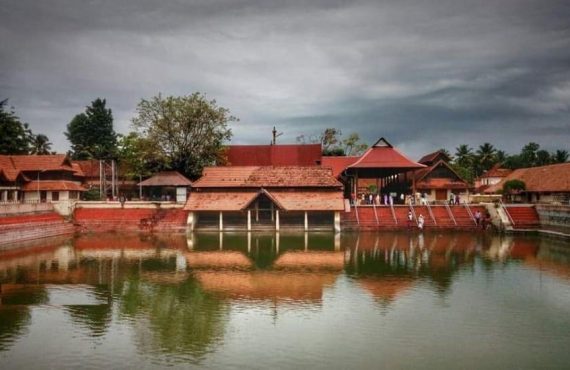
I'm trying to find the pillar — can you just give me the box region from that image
[1,190,7,202]
[219,211,223,231]
[304,211,308,231]
[275,209,280,231]
[187,212,195,231]
[247,209,251,231]
[334,211,341,232]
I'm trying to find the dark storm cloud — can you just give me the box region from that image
[1,0,569,158]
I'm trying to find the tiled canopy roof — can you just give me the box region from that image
[479,164,513,179]
[22,181,87,191]
[418,150,451,165]
[484,162,570,193]
[184,189,344,211]
[321,156,359,178]
[138,171,192,187]
[225,144,322,166]
[348,138,425,170]
[193,166,342,188]
[9,154,74,172]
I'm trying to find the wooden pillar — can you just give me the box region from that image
[275,209,280,231]
[247,209,251,231]
[219,211,223,231]
[304,211,308,231]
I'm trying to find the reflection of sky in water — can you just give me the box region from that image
[0,232,569,369]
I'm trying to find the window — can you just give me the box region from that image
[51,191,59,201]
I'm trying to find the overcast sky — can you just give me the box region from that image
[1,0,569,159]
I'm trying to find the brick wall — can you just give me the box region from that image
[74,207,189,232]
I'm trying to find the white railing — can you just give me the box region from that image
[499,200,516,226]
[426,202,437,226]
[464,203,477,225]
[445,203,457,226]
[372,203,379,225]
[390,204,397,225]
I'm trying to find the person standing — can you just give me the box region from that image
[475,210,481,226]
[418,214,425,230]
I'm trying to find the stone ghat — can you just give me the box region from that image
[0,212,74,244]
[74,207,189,232]
[341,205,488,230]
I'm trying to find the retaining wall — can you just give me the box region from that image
[536,205,570,229]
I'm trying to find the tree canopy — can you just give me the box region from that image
[65,98,118,160]
[0,99,53,155]
[131,93,236,179]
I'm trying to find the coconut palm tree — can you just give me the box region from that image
[475,143,497,175]
[454,144,473,168]
[30,134,53,155]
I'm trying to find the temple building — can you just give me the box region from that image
[0,154,86,203]
[475,164,513,193]
[321,138,425,200]
[184,166,345,231]
[484,162,570,204]
[411,150,470,202]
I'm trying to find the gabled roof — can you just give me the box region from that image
[347,137,425,170]
[138,171,192,187]
[418,150,451,165]
[321,156,359,178]
[413,160,465,183]
[22,180,87,191]
[412,160,469,190]
[192,166,342,188]
[9,154,74,172]
[479,164,513,179]
[184,191,259,211]
[74,160,100,178]
[484,162,570,193]
[224,144,322,166]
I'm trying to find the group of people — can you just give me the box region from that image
[474,210,491,230]
[407,210,426,230]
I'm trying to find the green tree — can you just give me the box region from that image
[65,98,118,160]
[342,132,368,156]
[536,149,552,166]
[475,143,497,175]
[117,132,164,180]
[131,93,236,179]
[553,150,568,163]
[320,128,342,153]
[519,142,540,167]
[454,144,474,168]
[30,134,53,155]
[0,99,34,154]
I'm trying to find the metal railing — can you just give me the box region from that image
[372,203,379,225]
[499,199,516,226]
[354,204,360,225]
[409,204,418,225]
[445,203,457,226]
[426,202,437,226]
[464,203,477,225]
[390,204,397,225]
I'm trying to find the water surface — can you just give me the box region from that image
[1,232,569,369]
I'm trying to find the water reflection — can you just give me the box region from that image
[0,232,569,367]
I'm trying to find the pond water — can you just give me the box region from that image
[0,232,569,369]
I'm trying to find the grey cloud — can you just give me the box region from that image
[1,0,569,156]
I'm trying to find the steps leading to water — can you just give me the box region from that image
[504,206,540,229]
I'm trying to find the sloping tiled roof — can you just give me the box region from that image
[9,154,74,172]
[418,150,451,165]
[269,190,345,211]
[74,160,100,178]
[479,164,513,179]
[193,166,342,188]
[184,189,344,211]
[484,162,570,193]
[138,171,192,187]
[0,156,20,181]
[225,144,322,166]
[184,191,259,211]
[321,156,359,178]
[22,181,87,191]
[348,138,425,170]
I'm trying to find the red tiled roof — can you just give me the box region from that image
[138,171,192,186]
[193,166,342,188]
[225,144,322,166]
[9,154,74,172]
[479,164,513,179]
[0,156,21,181]
[22,181,87,191]
[413,160,467,183]
[321,156,359,178]
[74,160,100,178]
[184,191,258,211]
[348,138,425,170]
[418,150,451,165]
[184,189,344,211]
[484,162,570,193]
[269,190,345,211]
